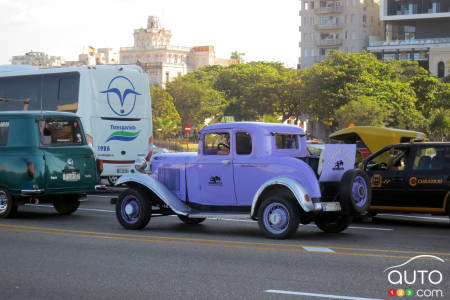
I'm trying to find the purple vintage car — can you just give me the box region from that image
[114,122,371,239]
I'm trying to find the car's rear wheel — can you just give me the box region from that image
[257,196,299,239]
[340,169,371,215]
[107,176,119,186]
[53,195,80,215]
[178,215,206,225]
[0,188,18,218]
[315,214,352,233]
[116,188,151,230]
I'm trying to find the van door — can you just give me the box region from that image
[39,118,97,192]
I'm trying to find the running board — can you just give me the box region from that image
[187,211,250,219]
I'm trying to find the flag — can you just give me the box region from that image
[88,46,95,57]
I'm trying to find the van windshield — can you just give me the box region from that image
[39,119,84,146]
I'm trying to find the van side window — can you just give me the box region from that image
[236,132,252,155]
[39,119,84,146]
[414,147,450,170]
[0,120,9,146]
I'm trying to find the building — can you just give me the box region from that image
[367,0,450,78]
[11,51,63,67]
[63,48,119,67]
[120,16,239,87]
[298,0,383,69]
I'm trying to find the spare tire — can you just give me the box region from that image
[339,169,371,215]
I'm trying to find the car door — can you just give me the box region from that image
[186,131,236,206]
[406,145,450,212]
[365,146,411,208]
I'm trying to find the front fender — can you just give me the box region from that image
[115,173,189,216]
[251,176,316,217]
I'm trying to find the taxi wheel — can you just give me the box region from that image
[0,188,18,218]
[178,215,206,225]
[53,195,80,215]
[340,169,372,215]
[257,196,299,239]
[116,188,151,230]
[315,214,352,233]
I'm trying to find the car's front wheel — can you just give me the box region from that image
[53,195,80,215]
[314,214,352,233]
[116,188,152,230]
[0,188,18,218]
[257,196,299,239]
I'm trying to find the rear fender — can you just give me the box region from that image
[251,177,316,218]
[115,173,188,215]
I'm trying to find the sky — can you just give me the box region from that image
[0,0,300,68]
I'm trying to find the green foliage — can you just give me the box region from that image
[150,86,180,139]
[429,108,450,141]
[166,77,226,130]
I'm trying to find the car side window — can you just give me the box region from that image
[203,133,230,155]
[38,119,84,146]
[367,147,409,171]
[236,132,252,155]
[0,120,9,146]
[414,146,450,170]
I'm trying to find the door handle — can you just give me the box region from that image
[221,160,231,166]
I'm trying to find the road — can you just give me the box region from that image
[0,190,449,300]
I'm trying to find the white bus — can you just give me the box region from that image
[0,64,153,184]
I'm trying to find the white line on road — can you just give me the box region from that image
[265,289,384,300]
[24,204,115,213]
[302,247,335,253]
[378,213,450,221]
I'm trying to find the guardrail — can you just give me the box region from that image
[314,6,344,14]
[369,37,450,47]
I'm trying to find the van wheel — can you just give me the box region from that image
[315,214,352,233]
[53,195,80,215]
[257,196,299,239]
[178,215,206,225]
[340,169,371,215]
[0,188,18,218]
[116,188,151,230]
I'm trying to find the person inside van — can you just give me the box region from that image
[39,121,52,145]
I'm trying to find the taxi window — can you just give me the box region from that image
[0,120,9,146]
[204,133,230,155]
[275,134,298,149]
[368,147,409,171]
[414,146,449,170]
[39,119,84,146]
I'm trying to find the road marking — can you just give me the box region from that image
[378,213,450,221]
[265,290,384,300]
[0,224,449,261]
[303,247,335,253]
[24,204,115,213]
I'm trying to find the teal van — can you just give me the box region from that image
[0,111,103,218]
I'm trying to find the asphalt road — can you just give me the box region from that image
[0,191,449,300]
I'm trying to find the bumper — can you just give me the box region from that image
[313,201,342,212]
[21,189,45,196]
[95,185,107,191]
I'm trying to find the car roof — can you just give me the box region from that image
[0,111,79,119]
[201,122,305,135]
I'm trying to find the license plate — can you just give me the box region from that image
[117,168,129,174]
[63,172,80,181]
[321,202,341,212]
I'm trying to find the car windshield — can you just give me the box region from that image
[39,118,84,146]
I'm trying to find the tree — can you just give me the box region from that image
[166,78,226,130]
[429,108,450,141]
[150,86,181,139]
[335,96,393,128]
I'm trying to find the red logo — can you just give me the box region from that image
[388,289,396,297]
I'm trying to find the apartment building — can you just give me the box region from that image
[368,0,450,77]
[298,0,383,69]
[11,51,63,67]
[120,16,239,87]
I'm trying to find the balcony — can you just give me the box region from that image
[369,37,450,47]
[314,23,343,30]
[314,6,344,14]
[315,38,343,46]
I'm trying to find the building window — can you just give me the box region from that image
[345,31,349,40]
[311,1,314,9]
[305,1,309,10]
[438,61,445,78]
[165,72,170,83]
[363,15,366,25]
